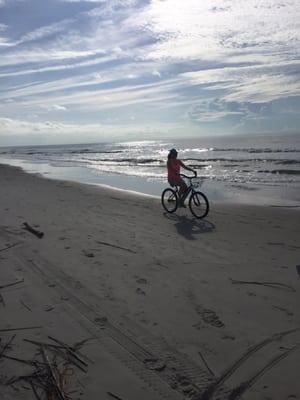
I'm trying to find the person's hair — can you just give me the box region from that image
[168,148,178,159]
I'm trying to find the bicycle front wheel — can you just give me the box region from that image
[161,188,178,213]
[189,191,209,219]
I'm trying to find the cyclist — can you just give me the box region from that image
[167,148,196,206]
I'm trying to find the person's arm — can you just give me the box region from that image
[179,160,197,175]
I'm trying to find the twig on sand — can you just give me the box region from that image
[29,380,42,400]
[107,391,125,400]
[0,242,19,252]
[22,222,44,239]
[0,293,5,307]
[48,336,88,367]
[0,334,16,359]
[19,300,32,312]
[229,278,295,292]
[0,326,42,333]
[95,240,137,254]
[198,351,215,377]
[0,278,24,290]
[41,347,66,400]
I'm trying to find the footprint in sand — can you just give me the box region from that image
[136,287,146,295]
[136,278,148,284]
[196,305,224,328]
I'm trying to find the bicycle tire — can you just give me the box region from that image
[161,188,178,213]
[189,191,209,219]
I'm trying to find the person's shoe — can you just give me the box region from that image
[178,202,186,208]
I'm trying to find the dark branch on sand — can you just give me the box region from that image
[0,278,24,290]
[96,240,137,254]
[22,222,44,239]
[230,278,295,292]
[0,242,19,252]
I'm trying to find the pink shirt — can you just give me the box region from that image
[167,159,181,182]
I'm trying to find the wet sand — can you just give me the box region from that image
[0,163,299,400]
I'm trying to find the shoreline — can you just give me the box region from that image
[0,163,299,400]
[1,157,299,208]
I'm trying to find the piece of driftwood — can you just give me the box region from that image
[107,391,124,400]
[230,278,295,292]
[0,293,5,307]
[0,242,19,252]
[41,347,66,400]
[19,300,32,312]
[0,326,42,333]
[0,334,16,359]
[22,222,44,239]
[48,336,88,367]
[198,351,215,377]
[0,278,24,290]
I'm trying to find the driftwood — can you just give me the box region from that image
[0,278,24,290]
[19,300,32,312]
[230,278,295,292]
[41,347,66,400]
[22,222,44,239]
[0,242,19,252]
[198,351,215,377]
[0,293,5,307]
[107,391,125,400]
[0,335,16,359]
[48,336,88,367]
[0,326,42,333]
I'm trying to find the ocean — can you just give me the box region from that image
[1,133,299,206]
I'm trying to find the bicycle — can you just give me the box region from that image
[161,173,209,219]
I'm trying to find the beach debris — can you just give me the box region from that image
[0,242,19,252]
[19,299,32,312]
[44,305,54,312]
[82,250,94,258]
[198,351,215,377]
[22,222,44,239]
[96,240,137,254]
[296,265,300,278]
[230,278,295,292]
[107,391,125,400]
[4,336,89,399]
[0,278,24,290]
[0,293,5,307]
[0,326,42,333]
[0,334,16,359]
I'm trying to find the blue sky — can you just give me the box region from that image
[0,0,299,145]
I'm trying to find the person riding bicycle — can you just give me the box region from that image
[167,148,196,206]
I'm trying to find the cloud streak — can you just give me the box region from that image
[0,0,299,144]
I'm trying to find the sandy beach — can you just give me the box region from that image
[0,163,299,400]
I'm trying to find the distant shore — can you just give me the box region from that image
[0,163,299,400]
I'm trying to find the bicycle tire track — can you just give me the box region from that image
[228,345,298,400]
[194,327,300,400]
[16,246,220,399]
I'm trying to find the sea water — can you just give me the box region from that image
[1,133,299,206]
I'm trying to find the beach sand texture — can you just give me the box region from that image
[0,163,299,400]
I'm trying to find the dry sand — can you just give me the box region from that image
[0,163,299,400]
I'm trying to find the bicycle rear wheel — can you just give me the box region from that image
[161,188,178,213]
[189,191,209,219]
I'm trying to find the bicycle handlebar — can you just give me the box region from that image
[180,171,197,179]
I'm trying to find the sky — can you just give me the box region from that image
[0,0,299,145]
